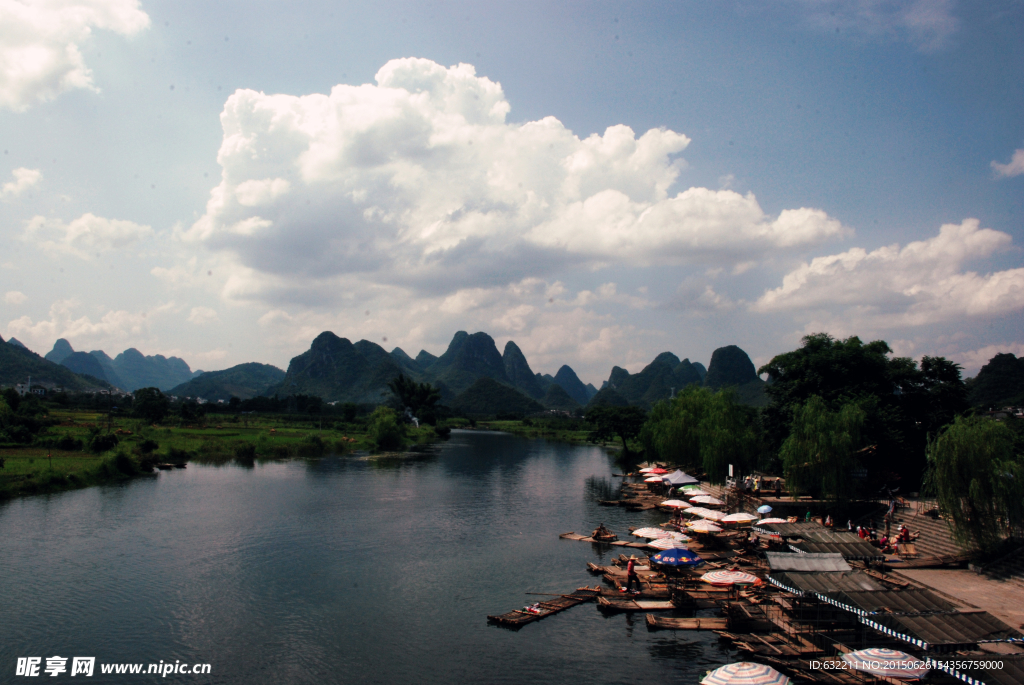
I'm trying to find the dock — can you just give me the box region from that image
[487,586,602,628]
[597,596,676,612]
[560,532,650,548]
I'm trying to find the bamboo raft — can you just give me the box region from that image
[560,532,649,548]
[597,596,676,612]
[487,587,602,628]
[646,615,729,631]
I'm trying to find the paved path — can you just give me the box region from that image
[896,568,1024,630]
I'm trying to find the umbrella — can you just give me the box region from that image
[842,649,929,680]
[638,467,656,473]
[701,570,761,586]
[662,469,700,485]
[757,517,788,524]
[757,504,773,514]
[722,512,759,523]
[690,495,725,505]
[682,488,709,496]
[660,499,691,508]
[651,547,704,567]
[688,520,722,533]
[632,527,672,539]
[648,468,669,474]
[693,509,727,521]
[701,662,790,685]
[648,537,690,550]
[644,476,664,483]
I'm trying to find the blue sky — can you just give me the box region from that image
[2,0,1022,384]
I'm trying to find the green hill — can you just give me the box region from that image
[968,353,1024,408]
[586,386,630,408]
[604,352,702,406]
[0,337,110,391]
[451,377,544,416]
[542,383,580,411]
[264,332,404,403]
[169,363,286,401]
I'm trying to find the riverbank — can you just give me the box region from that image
[0,409,441,500]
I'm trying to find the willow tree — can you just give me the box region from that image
[779,396,865,506]
[930,416,1022,552]
[640,386,754,483]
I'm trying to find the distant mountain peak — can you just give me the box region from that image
[44,338,75,364]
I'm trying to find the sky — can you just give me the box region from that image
[1,0,1023,386]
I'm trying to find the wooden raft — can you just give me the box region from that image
[487,586,601,628]
[560,532,649,548]
[646,614,729,631]
[597,596,676,612]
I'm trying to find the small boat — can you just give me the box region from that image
[172,463,187,469]
[156,463,174,470]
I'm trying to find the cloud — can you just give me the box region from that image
[5,298,158,353]
[187,306,219,324]
[4,290,27,304]
[953,343,1024,376]
[790,0,958,52]
[992,148,1024,179]
[753,218,1024,327]
[0,168,41,200]
[184,58,846,306]
[0,0,150,111]
[25,212,154,258]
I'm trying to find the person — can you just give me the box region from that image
[824,514,832,527]
[805,510,812,522]
[744,476,753,492]
[625,557,641,593]
[753,477,761,495]
[847,519,853,532]
[857,526,866,539]
[592,523,613,541]
[774,478,782,498]
[885,520,891,539]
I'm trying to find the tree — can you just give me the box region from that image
[639,386,755,483]
[759,333,968,489]
[930,416,1023,552]
[779,396,865,507]
[387,374,441,424]
[368,406,405,451]
[132,387,170,424]
[586,406,646,453]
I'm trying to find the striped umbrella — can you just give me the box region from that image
[660,499,691,508]
[701,570,761,586]
[722,512,759,523]
[756,517,788,524]
[638,467,656,473]
[648,537,689,550]
[682,488,709,496]
[687,520,722,533]
[644,476,664,483]
[648,467,669,474]
[841,648,930,679]
[690,495,724,505]
[692,509,727,521]
[631,527,672,539]
[701,662,790,685]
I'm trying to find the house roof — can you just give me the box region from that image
[765,552,851,573]
[788,540,885,560]
[768,571,884,596]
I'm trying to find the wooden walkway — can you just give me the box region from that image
[487,586,602,629]
[560,532,650,548]
[646,615,728,631]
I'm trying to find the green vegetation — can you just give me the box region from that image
[968,353,1024,409]
[587,405,647,454]
[367,406,406,451]
[168,362,286,401]
[779,396,865,507]
[451,377,544,416]
[928,416,1024,552]
[387,374,441,424]
[640,386,755,482]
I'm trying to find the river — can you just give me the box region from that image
[1,430,734,683]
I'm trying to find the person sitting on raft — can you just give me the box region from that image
[592,523,614,540]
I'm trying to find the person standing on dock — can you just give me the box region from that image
[625,558,641,593]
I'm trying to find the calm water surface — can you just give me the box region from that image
[1,430,734,683]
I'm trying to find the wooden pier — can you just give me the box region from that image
[560,532,649,548]
[646,615,729,631]
[487,586,602,628]
[597,596,676,612]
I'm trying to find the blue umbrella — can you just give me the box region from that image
[651,548,705,567]
[757,505,773,514]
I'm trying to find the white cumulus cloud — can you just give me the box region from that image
[4,290,27,304]
[187,306,219,324]
[0,167,41,199]
[992,148,1024,179]
[185,58,846,306]
[792,0,958,52]
[753,218,1024,327]
[0,0,150,111]
[25,212,153,258]
[5,298,165,353]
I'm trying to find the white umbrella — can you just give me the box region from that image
[648,537,690,550]
[644,476,664,483]
[660,499,691,508]
[682,488,708,496]
[638,467,656,473]
[632,527,672,539]
[690,495,724,505]
[701,662,789,685]
[722,512,758,523]
[694,509,727,521]
[688,520,722,533]
[757,517,788,525]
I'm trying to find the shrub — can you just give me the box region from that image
[368,407,405,451]
[297,434,326,457]
[138,439,159,454]
[234,442,257,465]
[89,432,120,454]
